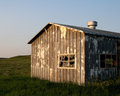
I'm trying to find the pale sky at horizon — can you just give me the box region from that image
[0,0,120,58]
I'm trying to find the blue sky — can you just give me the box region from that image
[0,0,120,57]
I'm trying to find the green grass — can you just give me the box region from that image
[0,55,120,96]
[0,55,30,77]
[0,76,120,96]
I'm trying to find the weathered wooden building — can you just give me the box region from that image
[28,21,120,85]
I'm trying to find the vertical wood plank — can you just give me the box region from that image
[57,26,61,82]
[60,26,64,82]
[46,28,48,80]
[63,27,67,82]
[41,35,43,79]
[32,42,35,77]
[69,30,74,82]
[45,30,48,80]
[66,29,70,82]
[31,44,33,77]
[34,41,36,77]
[81,32,85,84]
[48,27,50,80]
[73,31,77,83]
[52,25,55,82]
[71,30,74,83]
[33,42,35,77]
[54,26,58,82]
[39,37,41,79]
[43,31,47,80]
[36,39,38,78]
[39,36,41,79]
[43,33,45,80]
[49,26,52,81]
[37,38,39,78]
[76,32,81,85]
[37,37,39,78]
[51,25,54,81]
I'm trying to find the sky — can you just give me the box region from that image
[0,0,120,58]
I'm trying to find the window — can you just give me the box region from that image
[100,54,117,68]
[58,54,75,68]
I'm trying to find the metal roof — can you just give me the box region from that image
[28,23,120,44]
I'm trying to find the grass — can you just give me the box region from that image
[0,55,30,77]
[0,55,120,96]
[0,76,120,96]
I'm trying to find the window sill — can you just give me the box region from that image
[57,67,76,69]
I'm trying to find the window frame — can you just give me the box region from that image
[99,54,117,69]
[58,53,76,69]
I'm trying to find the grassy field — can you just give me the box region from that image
[0,55,120,96]
[0,55,30,77]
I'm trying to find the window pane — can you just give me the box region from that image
[100,54,117,68]
[106,64,111,68]
[105,55,113,67]
[113,61,118,67]
[69,61,74,67]
[69,55,75,60]
[59,54,75,68]
[65,56,68,61]
[106,55,111,59]
[60,56,62,60]
[100,61,105,68]
[112,55,117,67]
[59,62,63,67]
[105,58,113,64]
[100,54,105,61]
[63,62,69,67]
[61,56,65,61]
[112,55,116,60]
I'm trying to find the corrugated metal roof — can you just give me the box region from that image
[28,23,120,44]
[57,23,120,38]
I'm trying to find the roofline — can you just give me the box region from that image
[28,22,120,44]
[84,32,120,39]
[28,22,85,44]
[28,23,53,44]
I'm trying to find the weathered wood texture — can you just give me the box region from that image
[31,25,85,85]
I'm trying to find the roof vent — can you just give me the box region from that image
[87,21,97,29]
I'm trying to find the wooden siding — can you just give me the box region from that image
[31,25,85,85]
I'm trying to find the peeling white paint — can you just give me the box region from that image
[60,26,66,38]
[67,47,69,53]
[53,31,55,35]
[93,39,98,52]
[81,38,84,43]
[85,36,89,41]
[102,51,105,54]
[41,48,44,59]
[37,50,40,58]
[41,64,44,68]
[57,50,60,54]
[50,68,53,79]
[89,44,90,48]
[36,62,39,66]
[38,44,40,49]
[41,41,43,44]
[81,67,84,70]
[96,60,98,64]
